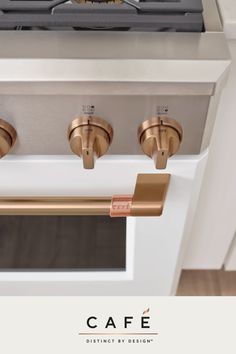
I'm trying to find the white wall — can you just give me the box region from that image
[183,39,236,269]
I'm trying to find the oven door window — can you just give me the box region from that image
[0,216,126,271]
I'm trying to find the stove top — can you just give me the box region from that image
[0,0,203,32]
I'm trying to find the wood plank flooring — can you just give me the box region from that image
[177,270,236,296]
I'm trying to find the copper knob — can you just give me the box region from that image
[138,117,183,169]
[0,119,17,158]
[68,116,113,169]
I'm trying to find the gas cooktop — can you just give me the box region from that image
[0,0,203,32]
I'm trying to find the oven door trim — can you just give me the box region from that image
[0,154,206,295]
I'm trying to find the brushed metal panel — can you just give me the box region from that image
[0,95,210,155]
[0,31,228,60]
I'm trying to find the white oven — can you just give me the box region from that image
[0,0,231,295]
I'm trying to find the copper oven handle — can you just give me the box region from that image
[0,174,170,217]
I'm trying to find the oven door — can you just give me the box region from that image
[0,154,206,295]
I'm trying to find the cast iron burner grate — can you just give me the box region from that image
[0,0,203,32]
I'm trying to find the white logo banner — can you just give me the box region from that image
[0,297,235,354]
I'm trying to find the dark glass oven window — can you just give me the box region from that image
[0,216,126,271]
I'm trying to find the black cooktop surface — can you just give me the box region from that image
[0,0,203,32]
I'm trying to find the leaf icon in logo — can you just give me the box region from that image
[143,308,150,315]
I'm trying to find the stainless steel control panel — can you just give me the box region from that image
[0,94,210,156]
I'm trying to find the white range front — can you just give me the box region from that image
[0,0,231,295]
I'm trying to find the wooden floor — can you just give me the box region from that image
[177,270,236,296]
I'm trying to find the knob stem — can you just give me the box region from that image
[81,129,96,169]
[152,129,169,169]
